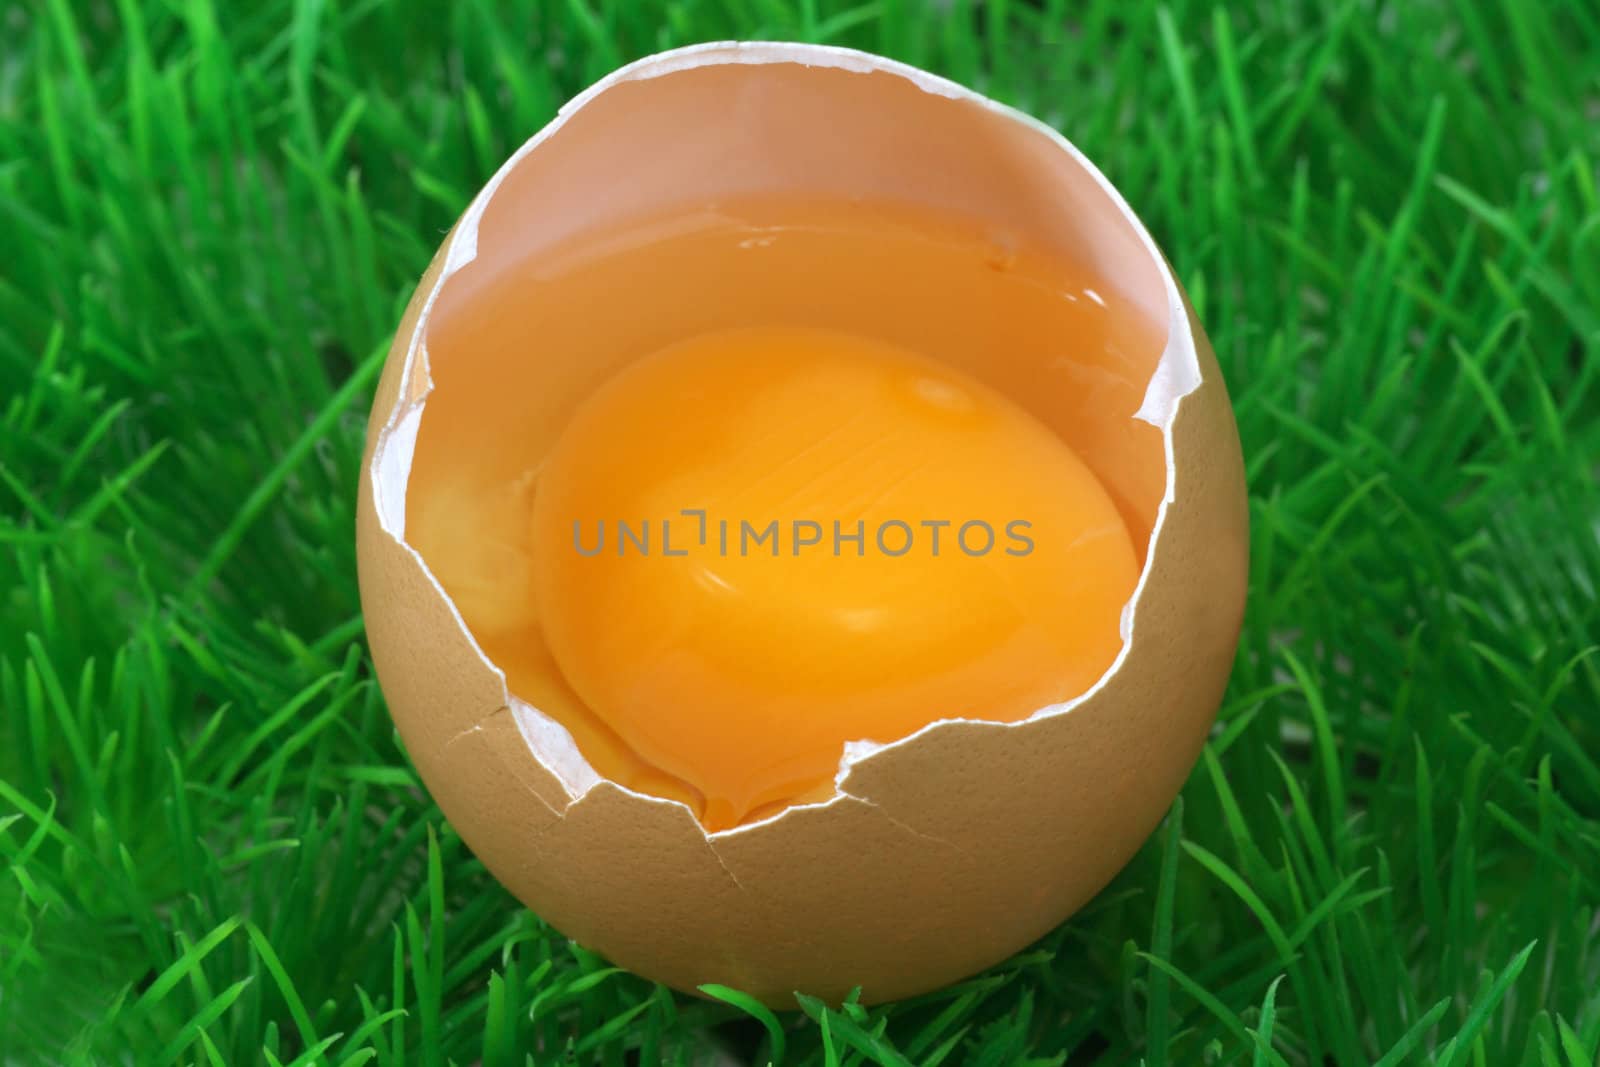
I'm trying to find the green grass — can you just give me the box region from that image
[2,0,1598,1063]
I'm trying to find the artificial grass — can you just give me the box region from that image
[2,0,1598,1063]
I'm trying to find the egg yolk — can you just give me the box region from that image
[530,327,1138,829]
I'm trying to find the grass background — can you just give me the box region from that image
[3,0,1599,1063]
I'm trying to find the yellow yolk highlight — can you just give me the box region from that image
[530,327,1139,830]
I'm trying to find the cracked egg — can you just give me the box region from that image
[357,42,1248,1006]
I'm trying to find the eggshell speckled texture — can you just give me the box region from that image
[357,42,1248,1007]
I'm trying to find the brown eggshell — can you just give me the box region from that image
[357,43,1247,1007]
